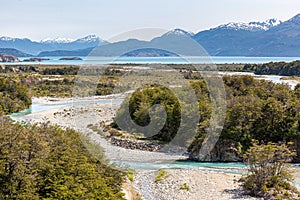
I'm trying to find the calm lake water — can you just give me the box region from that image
[6,56,300,65]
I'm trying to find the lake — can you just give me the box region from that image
[5,56,300,65]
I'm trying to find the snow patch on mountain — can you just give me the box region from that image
[76,35,102,43]
[41,38,75,43]
[40,35,103,44]
[165,28,194,37]
[215,18,282,32]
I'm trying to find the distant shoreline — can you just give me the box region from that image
[2,56,300,65]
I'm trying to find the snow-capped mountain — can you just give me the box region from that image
[164,28,194,37]
[215,18,282,32]
[193,14,300,56]
[2,13,300,57]
[0,35,106,55]
[75,35,103,43]
[41,35,104,44]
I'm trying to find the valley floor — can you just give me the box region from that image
[12,95,263,200]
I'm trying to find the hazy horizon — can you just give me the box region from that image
[1,0,300,41]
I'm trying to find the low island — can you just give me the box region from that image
[59,57,82,60]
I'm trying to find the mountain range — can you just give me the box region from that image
[1,14,300,57]
[0,35,106,55]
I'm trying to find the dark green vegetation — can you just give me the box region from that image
[0,117,125,200]
[243,60,300,76]
[210,75,300,153]
[114,75,300,161]
[0,70,126,199]
[197,75,300,161]
[0,77,31,114]
[240,141,299,199]
[169,61,300,76]
[115,85,181,142]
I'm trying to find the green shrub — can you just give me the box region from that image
[127,169,135,182]
[179,183,190,191]
[155,169,170,183]
[0,77,31,114]
[240,141,300,199]
[115,85,181,142]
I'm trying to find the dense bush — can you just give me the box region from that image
[0,77,31,114]
[240,141,299,199]
[243,60,300,76]
[115,85,181,142]
[0,117,125,200]
[32,78,74,97]
[114,75,300,160]
[189,76,300,159]
[42,67,79,75]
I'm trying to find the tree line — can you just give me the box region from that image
[243,60,300,76]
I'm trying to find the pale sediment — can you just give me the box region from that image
[133,169,262,200]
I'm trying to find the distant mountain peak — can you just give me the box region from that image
[165,28,194,37]
[215,18,282,32]
[76,35,103,43]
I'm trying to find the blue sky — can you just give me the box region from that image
[1,0,300,41]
